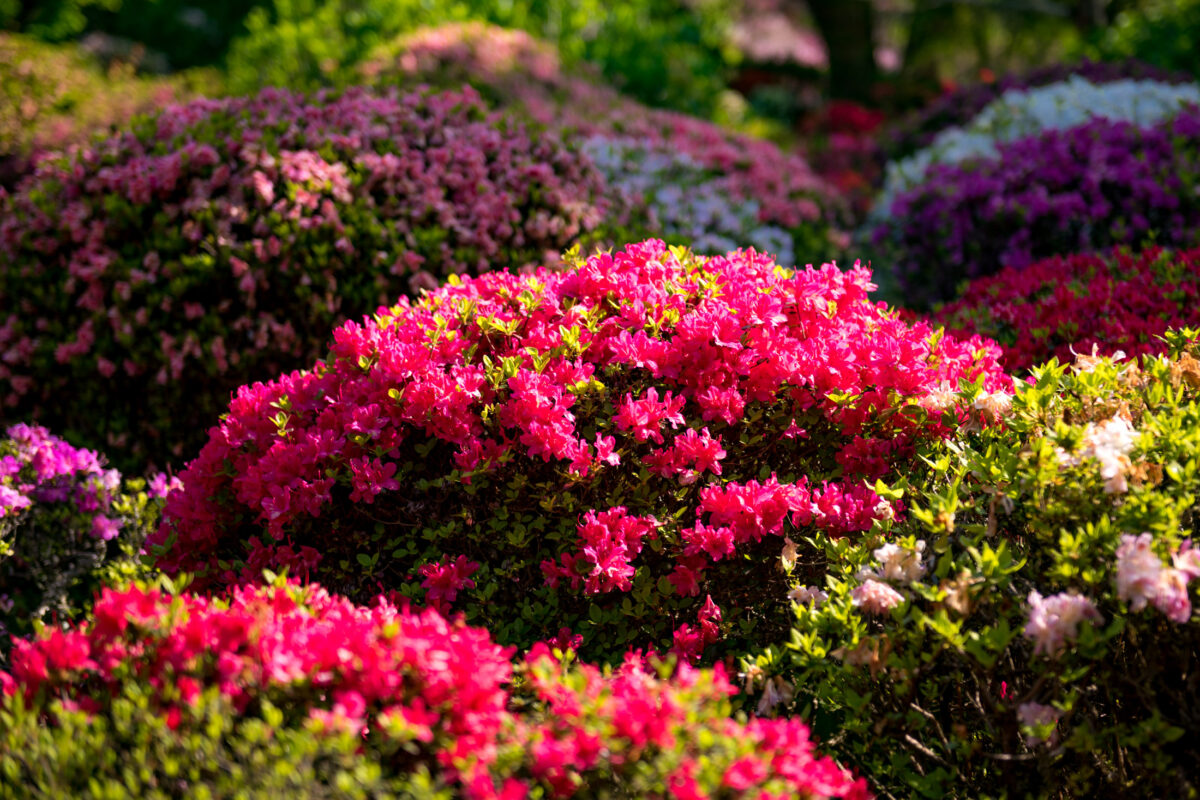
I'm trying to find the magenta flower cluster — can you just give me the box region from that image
[0,423,121,536]
[0,422,178,649]
[149,239,1007,661]
[0,84,612,470]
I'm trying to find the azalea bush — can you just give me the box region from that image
[0,32,212,186]
[227,0,734,117]
[0,85,612,470]
[149,239,1008,665]
[0,423,174,658]
[363,22,850,265]
[0,578,869,799]
[869,106,1200,308]
[744,333,1200,797]
[935,246,1200,373]
[871,75,1200,227]
[885,59,1192,162]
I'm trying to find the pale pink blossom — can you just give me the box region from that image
[787,585,828,606]
[851,579,905,615]
[1116,533,1166,612]
[871,540,926,583]
[1024,590,1102,658]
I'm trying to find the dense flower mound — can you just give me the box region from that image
[885,58,1192,161]
[871,75,1200,226]
[151,240,1009,663]
[0,33,211,187]
[0,423,173,656]
[362,22,849,264]
[746,333,1200,797]
[933,246,1200,372]
[0,85,611,470]
[0,579,870,799]
[870,106,1200,308]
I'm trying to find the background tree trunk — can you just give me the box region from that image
[804,0,879,102]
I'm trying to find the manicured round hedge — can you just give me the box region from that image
[748,334,1200,797]
[150,239,1009,664]
[0,85,612,470]
[0,423,172,657]
[870,106,1200,308]
[0,579,870,800]
[934,246,1200,372]
[363,22,850,264]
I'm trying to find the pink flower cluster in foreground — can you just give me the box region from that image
[150,239,1007,655]
[1,581,870,799]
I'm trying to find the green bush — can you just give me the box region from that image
[0,32,213,184]
[746,330,1200,797]
[227,0,735,116]
[1091,0,1200,78]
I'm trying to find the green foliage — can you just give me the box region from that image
[227,0,735,116]
[0,32,215,176]
[0,688,412,799]
[752,330,1200,798]
[1090,0,1200,78]
[0,0,118,41]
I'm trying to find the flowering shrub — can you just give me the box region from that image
[743,332,1200,797]
[870,107,1200,308]
[150,239,1009,663]
[0,423,174,658]
[362,22,850,264]
[934,246,1200,373]
[885,59,1193,161]
[0,579,869,799]
[0,85,611,470]
[872,75,1200,226]
[0,33,211,186]
[228,0,735,116]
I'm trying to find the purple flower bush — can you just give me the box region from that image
[362,22,850,263]
[0,423,177,658]
[870,107,1200,308]
[0,85,613,470]
[149,239,1009,664]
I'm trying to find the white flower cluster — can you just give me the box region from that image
[871,76,1200,222]
[1056,414,1139,493]
[582,136,796,266]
